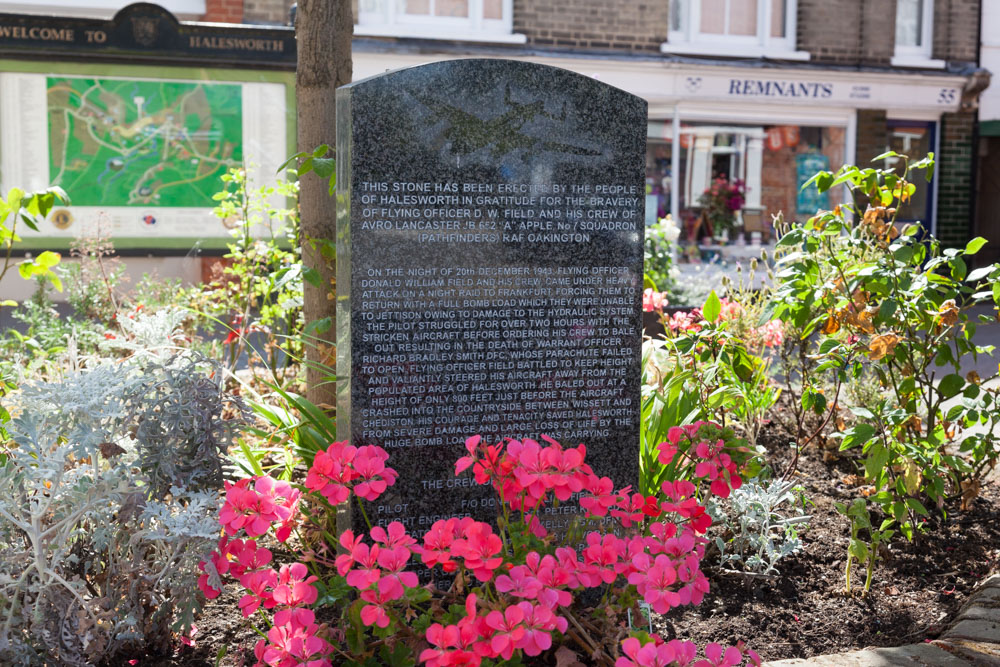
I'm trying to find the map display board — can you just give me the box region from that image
[47,77,243,209]
[0,67,292,251]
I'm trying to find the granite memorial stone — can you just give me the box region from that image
[336,59,646,570]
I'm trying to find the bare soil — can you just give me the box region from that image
[660,418,1000,661]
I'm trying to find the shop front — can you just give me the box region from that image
[353,49,966,247]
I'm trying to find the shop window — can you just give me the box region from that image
[885,121,935,225]
[664,0,807,59]
[649,122,845,246]
[893,0,943,68]
[357,0,524,42]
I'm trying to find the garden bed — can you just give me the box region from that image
[148,413,1000,666]
[661,417,1000,662]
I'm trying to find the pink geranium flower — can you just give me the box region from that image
[271,563,318,608]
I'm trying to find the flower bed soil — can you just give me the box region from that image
[661,418,1000,662]
[146,408,1000,666]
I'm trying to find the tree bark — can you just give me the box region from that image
[296,0,352,409]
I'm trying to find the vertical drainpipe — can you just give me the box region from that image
[968,0,984,251]
[671,107,681,224]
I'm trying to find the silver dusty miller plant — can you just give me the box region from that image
[708,478,811,576]
[0,353,247,665]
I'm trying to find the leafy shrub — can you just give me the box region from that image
[640,290,779,492]
[770,152,1000,540]
[708,478,810,575]
[0,353,246,664]
[644,215,681,298]
[194,168,304,375]
[60,231,126,327]
[836,498,894,596]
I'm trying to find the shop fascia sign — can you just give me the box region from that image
[676,71,963,112]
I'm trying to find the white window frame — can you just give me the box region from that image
[662,0,808,60]
[356,0,526,44]
[892,0,945,68]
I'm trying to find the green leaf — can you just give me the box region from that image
[848,538,869,561]
[731,347,754,383]
[643,273,657,290]
[864,442,890,480]
[312,157,335,179]
[872,150,900,162]
[938,373,965,399]
[905,498,928,516]
[878,299,897,322]
[819,338,840,354]
[7,187,24,214]
[35,250,60,268]
[702,290,721,323]
[964,237,987,255]
[305,317,333,336]
[303,267,323,288]
[850,406,875,420]
[814,172,834,193]
[841,423,876,451]
[967,266,993,283]
[277,150,311,173]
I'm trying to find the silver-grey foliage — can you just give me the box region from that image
[709,478,811,576]
[0,353,246,665]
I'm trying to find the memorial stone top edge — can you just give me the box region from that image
[339,58,647,109]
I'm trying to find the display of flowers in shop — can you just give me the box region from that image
[697,178,746,240]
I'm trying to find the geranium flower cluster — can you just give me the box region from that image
[200,483,331,667]
[756,319,785,349]
[657,422,744,501]
[305,441,399,504]
[203,436,759,667]
[617,636,759,667]
[219,476,302,541]
[644,288,670,313]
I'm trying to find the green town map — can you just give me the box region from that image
[47,77,242,207]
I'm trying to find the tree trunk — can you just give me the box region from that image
[296,0,352,410]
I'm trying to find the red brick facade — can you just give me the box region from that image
[187,0,980,247]
[199,0,981,70]
[513,0,667,52]
[795,0,894,65]
[202,0,244,24]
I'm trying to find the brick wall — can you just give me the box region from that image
[514,0,667,52]
[243,0,295,25]
[936,111,976,247]
[797,0,894,65]
[855,109,889,165]
[203,0,244,23]
[932,0,980,63]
